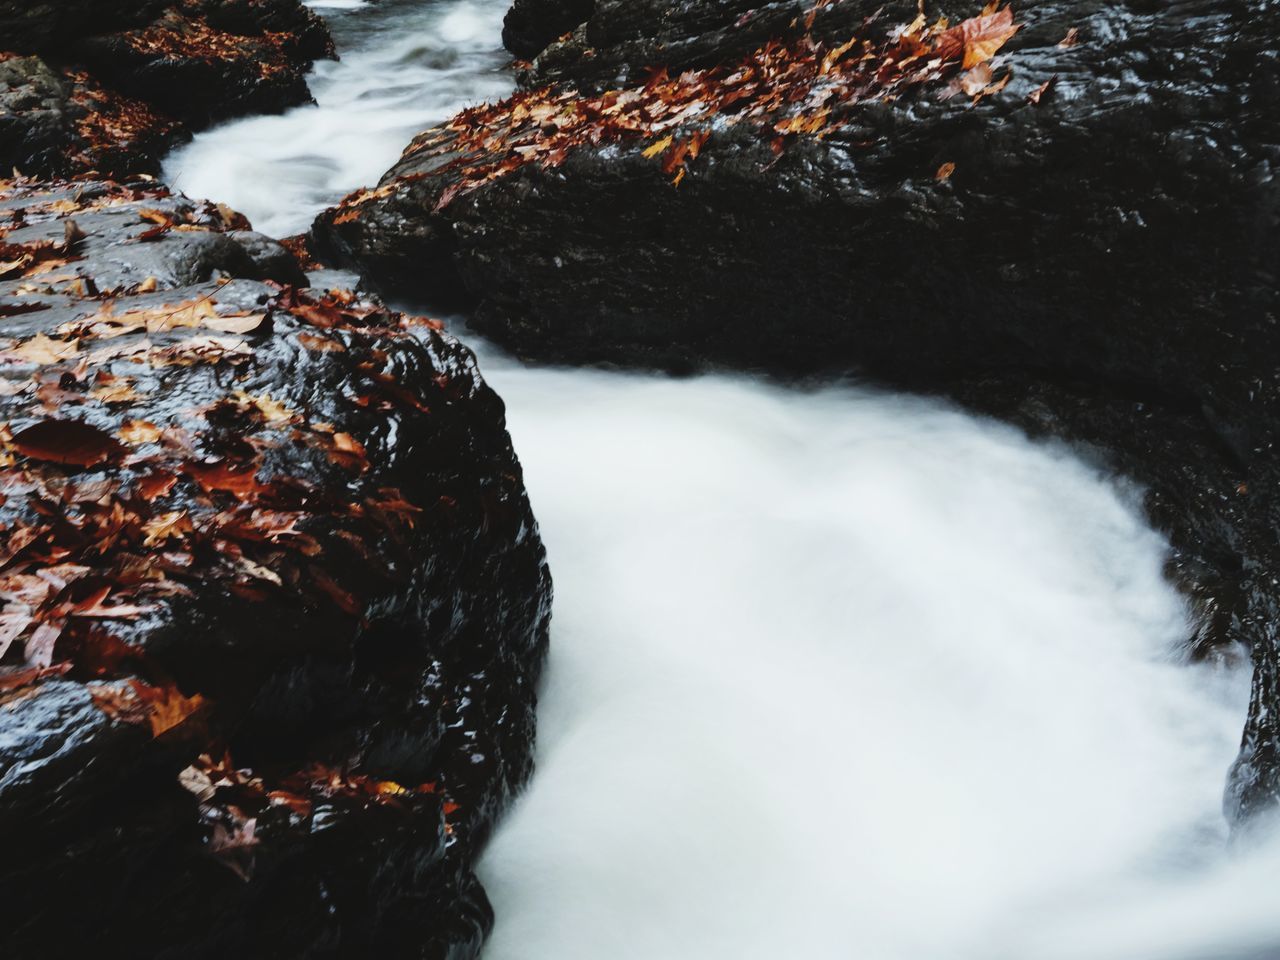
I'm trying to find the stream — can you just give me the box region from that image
[164,1,1280,956]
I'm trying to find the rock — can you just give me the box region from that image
[0,0,332,178]
[72,3,327,127]
[502,0,595,62]
[0,177,552,958]
[0,0,166,54]
[0,55,183,179]
[315,0,1280,819]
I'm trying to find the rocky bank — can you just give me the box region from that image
[0,0,333,179]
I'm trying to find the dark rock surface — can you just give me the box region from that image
[0,54,182,180]
[315,0,1280,820]
[0,0,333,178]
[502,0,596,62]
[0,177,552,957]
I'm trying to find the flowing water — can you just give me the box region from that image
[165,2,1280,956]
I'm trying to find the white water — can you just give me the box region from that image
[165,2,1280,957]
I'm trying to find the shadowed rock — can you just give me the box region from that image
[0,177,552,958]
[0,0,333,178]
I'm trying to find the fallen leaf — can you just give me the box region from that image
[118,420,163,445]
[642,135,675,158]
[1027,75,1057,104]
[11,418,126,468]
[129,678,207,737]
[142,510,193,546]
[936,161,956,181]
[5,333,80,365]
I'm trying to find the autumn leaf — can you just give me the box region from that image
[89,372,141,404]
[4,332,80,365]
[130,679,207,737]
[1027,75,1057,104]
[937,7,1021,69]
[329,432,368,472]
[118,420,163,445]
[185,459,266,498]
[11,418,126,468]
[642,135,674,158]
[141,510,194,546]
[203,312,268,334]
[936,161,956,181]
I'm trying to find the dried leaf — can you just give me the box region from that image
[11,418,126,468]
[118,420,163,445]
[5,333,79,365]
[642,135,674,159]
[936,161,956,181]
[1027,75,1057,104]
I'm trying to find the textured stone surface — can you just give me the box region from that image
[0,0,332,178]
[0,177,551,957]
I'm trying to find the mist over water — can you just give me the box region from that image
[161,2,1280,957]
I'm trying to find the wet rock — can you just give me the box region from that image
[0,0,332,178]
[316,0,1280,818]
[73,4,327,127]
[0,0,166,54]
[0,55,183,179]
[0,177,552,958]
[503,0,595,62]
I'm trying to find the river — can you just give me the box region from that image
[163,1,1280,957]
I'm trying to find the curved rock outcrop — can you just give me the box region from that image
[314,0,1280,820]
[0,177,552,957]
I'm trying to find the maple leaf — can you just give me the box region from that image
[129,678,207,737]
[142,510,194,546]
[11,418,126,468]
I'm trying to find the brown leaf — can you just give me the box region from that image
[142,510,193,546]
[118,420,163,445]
[4,333,80,365]
[329,432,368,472]
[938,7,1020,69]
[935,161,956,181]
[11,418,126,468]
[1027,75,1057,104]
[129,678,207,737]
[135,470,178,500]
[185,459,266,499]
[202,312,268,335]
